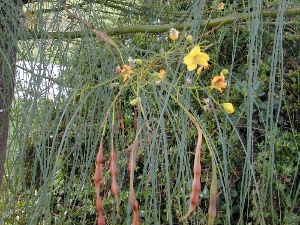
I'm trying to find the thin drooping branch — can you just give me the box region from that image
[62,3,122,60]
[27,7,300,39]
[28,0,143,16]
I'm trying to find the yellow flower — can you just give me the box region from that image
[222,103,234,114]
[159,69,166,80]
[183,46,210,71]
[211,72,227,93]
[218,2,225,10]
[169,28,179,41]
[120,65,134,82]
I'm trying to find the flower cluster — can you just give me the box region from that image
[182,45,234,113]
[116,30,235,114]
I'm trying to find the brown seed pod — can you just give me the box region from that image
[94,136,105,225]
[128,141,138,206]
[110,127,121,221]
[132,200,140,225]
[179,124,203,220]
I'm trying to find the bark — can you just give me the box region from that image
[0,0,19,187]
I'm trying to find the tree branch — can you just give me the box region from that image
[26,7,300,39]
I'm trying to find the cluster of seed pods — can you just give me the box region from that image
[94,125,140,225]
[94,116,216,224]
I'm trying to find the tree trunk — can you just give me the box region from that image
[0,0,19,187]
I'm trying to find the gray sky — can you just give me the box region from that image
[16,61,67,100]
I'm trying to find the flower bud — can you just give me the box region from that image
[130,97,141,106]
[169,28,179,41]
[222,103,234,114]
[151,72,160,79]
[291,84,298,90]
[221,69,229,75]
[135,59,143,66]
[186,35,193,42]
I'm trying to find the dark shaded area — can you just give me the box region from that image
[0,0,20,187]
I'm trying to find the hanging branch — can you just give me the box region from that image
[28,0,143,16]
[62,2,123,62]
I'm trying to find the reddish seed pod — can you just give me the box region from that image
[110,150,117,175]
[179,125,203,221]
[129,186,136,207]
[96,197,102,212]
[96,151,103,165]
[110,126,122,221]
[190,180,200,205]
[129,141,138,206]
[111,178,119,196]
[96,197,105,225]
[132,200,140,225]
[94,135,105,225]
[97,216,105,225]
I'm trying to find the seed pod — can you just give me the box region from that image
[208,154,217,225]
[179,124,202,220]
[132,200,140,225]
[118,101,125,138]
[128,141,138,206]
[94,136,105,225]
[110,127,121,221]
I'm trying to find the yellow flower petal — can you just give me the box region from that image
[195,53,210,67]
[186,60,198,71]
[190,45,201,55]
[222,103,234,113]
[183,53,197,71]
[183,46,210,71]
